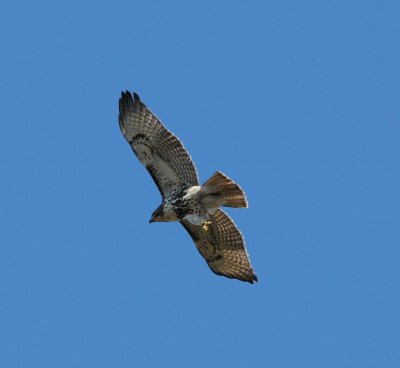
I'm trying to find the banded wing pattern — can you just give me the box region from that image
[181,209,257,284]
[119,91,199,196]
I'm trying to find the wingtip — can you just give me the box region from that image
[133,92,141,102]
[119,90,141,101]
[119,90,143,111]
[119,90,133,105]
[243,274,258,284]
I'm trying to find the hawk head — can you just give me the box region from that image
[149,202,180,223]
[149,205,165,223]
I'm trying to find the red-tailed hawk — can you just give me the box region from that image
[118,91,258,284]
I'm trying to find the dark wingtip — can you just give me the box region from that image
[133,92,141,102]
[120,91,145,109]
[120,90,131,98]
[244,273,258,284]
[213,270,259,284]
[119,90,143,112]
[119,90,133,105]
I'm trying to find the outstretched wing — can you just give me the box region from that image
[180,209,258,284]
[119,91,199,197]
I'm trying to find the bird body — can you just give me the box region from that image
[118,91,258,283]
[150,185,205,224]
[150,173,246,225]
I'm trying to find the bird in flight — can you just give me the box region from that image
[118,91,258,284]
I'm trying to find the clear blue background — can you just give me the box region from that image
[1,1,399,367]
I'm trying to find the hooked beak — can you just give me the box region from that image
[149,205,163,223]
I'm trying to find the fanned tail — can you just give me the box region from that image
[202,171,248,208]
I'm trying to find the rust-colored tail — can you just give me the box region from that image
[203,171,248,208]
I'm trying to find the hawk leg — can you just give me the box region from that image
[202,221,212,231]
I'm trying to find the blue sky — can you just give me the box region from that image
[1,0,399,367]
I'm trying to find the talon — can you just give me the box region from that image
[202,221,212,231]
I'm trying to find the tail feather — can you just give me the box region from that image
[203,171,248,208]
